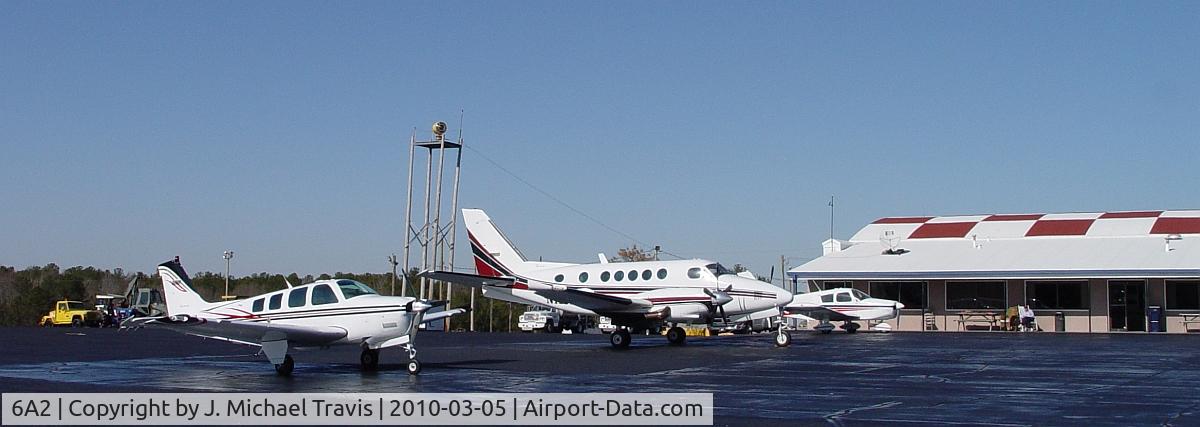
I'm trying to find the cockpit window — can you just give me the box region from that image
[852,289,869,300]
[336,279,378,299]
[705,263,734,276]
[687,268,702,279]
[836,292,852,302]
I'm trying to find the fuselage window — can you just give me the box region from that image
[687,268,702,279]
[641,270,652,280]
[336,280,379,299]
[269,294,282,310]
[657,268,667,279]
[628,270,638,281]
[821,294,834,303]
[252,298,264,313]
[836,292,852,302]
[852,289,869,300]
[554,274,564,282]
[615,271,625,281]
[288,288,308,308]
[579,272,589,283]
[311,284,338,305]
[601,271,611,282]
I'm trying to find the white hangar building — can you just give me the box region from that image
[788,210,1200,333]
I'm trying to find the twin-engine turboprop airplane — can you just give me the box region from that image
[783,287,904,333]
[421,209,797,348]
[122,258,464,375]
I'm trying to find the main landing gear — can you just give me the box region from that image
[666,326,687,346]
[841,321,860,333]
[610,329,632,349]
[274,355,295,376]
[360,348,380,371]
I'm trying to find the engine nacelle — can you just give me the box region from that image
[664,304,710,323]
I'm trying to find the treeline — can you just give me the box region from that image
[0,263,525,331]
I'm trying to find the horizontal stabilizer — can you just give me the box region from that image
[420,270,562,291]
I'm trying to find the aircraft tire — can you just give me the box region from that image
[406,359,422,375]
[360,349,379,371]
[774,331,792,347]
[666,327,686,346]
[275,355,295,376]
[846,323,860,334]
[610,329,632,349]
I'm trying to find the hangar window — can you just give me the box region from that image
[687,268,702,279]
[311,284,338,305]
[601,271,611,282]
[252,298,264,312]
[642,270,652,280]
[628,270,638,281]
[657,269,667,279]
[269,294,282,310]
[819,281,852,290]
[1025,281,1088,310]
[869,281,928,310]
[1166,280,1200,310]
[554,274,564,282]
[947,281,1007,310]
[288,288,308,308]
[579,272,589,283]
[614,271,625,281]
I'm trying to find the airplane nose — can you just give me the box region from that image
[896,301,906,310]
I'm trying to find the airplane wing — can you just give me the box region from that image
[535,288,651,312]
[421,271,651,313]
[122,316,347,347]
[420,307,468,325]
[783,305,858,322]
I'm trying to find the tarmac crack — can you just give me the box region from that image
[823,400,902,426]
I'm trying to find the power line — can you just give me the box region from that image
[465,144,684,260]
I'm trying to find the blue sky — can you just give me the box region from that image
[2,2,1197,278]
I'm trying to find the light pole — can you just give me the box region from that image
[388,254,399,296]
[222,250,234,299]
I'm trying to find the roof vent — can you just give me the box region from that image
[880,230,908,255]
[1166,234,1183,252]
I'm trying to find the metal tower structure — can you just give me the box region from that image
[400,120,463,330]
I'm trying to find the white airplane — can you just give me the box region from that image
[421,209,797,348]
[122,257,464,376]
[783,287,904,333]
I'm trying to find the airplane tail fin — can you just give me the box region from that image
[462,209,533,277]
[157,257,213,315]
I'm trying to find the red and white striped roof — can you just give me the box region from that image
[793,209,1200,281]
[850,210,1200,242]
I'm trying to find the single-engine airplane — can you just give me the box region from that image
[421,209,796,348]
[122,257,464,375]
[783,287,904,333]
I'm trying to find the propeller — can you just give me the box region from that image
[704,285,733,323]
